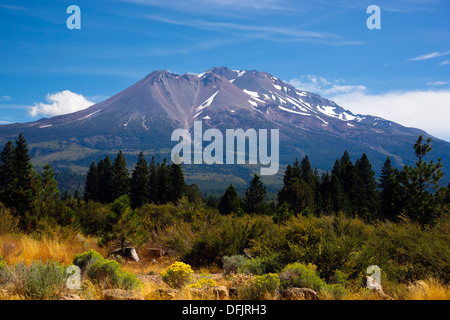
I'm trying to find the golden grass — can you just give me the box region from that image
[406,278,450,300]
[0,233,103,265]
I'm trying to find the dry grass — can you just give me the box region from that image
[0,233,103,265]
[406,278,450,300]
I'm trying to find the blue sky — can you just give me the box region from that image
[0,0,449,140]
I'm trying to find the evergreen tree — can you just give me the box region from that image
[84,162,99,202]
[113,151,130,200]
[395,136,445,224]
[354,154,378,217]
[317,171,333,215]
[218,184,242,215]
[300,155,316,189]
[329,175,351,215]
[148,155,158,203]
[243,174,267,214]
[97,156,115,203]
[339,151,358,207]
[186,184,203,205]
[41,163,60,202]
[169,163,186,203]
[378,157,399,220]
[129,152,150,209]
[9,133,34,214]
[156,159,171,204]
[278,178,315,214]
[0,141,14,204]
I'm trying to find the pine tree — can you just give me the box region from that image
[354,153,378,217]
[148,155,158,203]
[156,159,171,204]
[84,162,99,202]
[97,156,115,203]
[378,157,399,220]
[129,152,150,209]
[0,141,14,205]
[113,151,130,200]
[330,174,351,215]
[244,174,267,214]
[169,163,186,203]
[395,136,445,224]
[9,133,34,214]
[278,178,315,214]
[300,155,316,189]
[41,163,60,202]
[219,184,242,215]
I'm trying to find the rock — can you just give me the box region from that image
[109,247,140,262]
[59,293,82,300]
[155,288,179,300]
[102,289,144,300]
[285,288,319,300]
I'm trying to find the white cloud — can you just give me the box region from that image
[0,95,13,101]
[287,75,367,96]
[288,75,450,142]
[440,60,450,66]
[332,90,450,141]
[410,50,450,61]
[28,90,94,118]
[426,81,448,86]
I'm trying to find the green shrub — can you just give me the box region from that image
[238,273,280,300]
[9,260,67,299]
[72,249,104,273]
[161,261,194,289]
[238,256,283,275]
[87,258,142,290]
[279,263,327,293]
[222,255,247,275]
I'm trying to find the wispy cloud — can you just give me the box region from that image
[410,50,450,61]
[288,75,367,96]
[0,95,13,101]
[426,81,448,86]
[440,60,450,66]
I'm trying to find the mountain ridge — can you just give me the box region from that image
[0,66,449,190]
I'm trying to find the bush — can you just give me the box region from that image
[238,273,280,300]
[73,249,142,290]
[222,255,247,275]
[188,274,216,289]
[87,258,142,290]
[72,249,104,273]
[239,255,283,275]
[161,261,194,289]
[279,263,327,293]
[8,260,67,299]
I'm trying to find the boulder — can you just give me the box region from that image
[102,289,144,300]
[285,287,319,300]
[109,247,140,262]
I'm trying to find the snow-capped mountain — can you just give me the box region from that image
[0,67,448,187]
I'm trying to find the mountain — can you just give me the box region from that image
[1,67,449,193]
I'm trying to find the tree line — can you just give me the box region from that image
[0,133,448,233]
[84,151,186,209]
[217,136,449,225]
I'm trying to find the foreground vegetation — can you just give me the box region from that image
[0,133,449,300]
